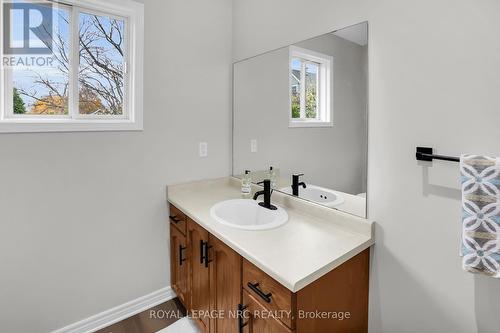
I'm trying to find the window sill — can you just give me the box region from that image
[289,121,333,128]
[0,119,143,133]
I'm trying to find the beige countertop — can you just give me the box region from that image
[167,177,374,292]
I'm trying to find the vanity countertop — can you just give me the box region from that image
[167,177,374,292]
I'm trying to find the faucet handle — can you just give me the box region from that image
[293,173,304,181]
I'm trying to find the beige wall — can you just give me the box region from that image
[232,0,500,332]
[0,0,232,332]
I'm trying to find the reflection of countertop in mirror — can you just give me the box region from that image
[167,177,374,292]
[235,171,367,217]
[334,191,366,217]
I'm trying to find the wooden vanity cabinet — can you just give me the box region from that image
[170,204,187,234]
[240,252,370,333]
[169,203,370,333]
[170,204,243,333]
[295,249,369,333]
[208,235,242,333]
[169,205,188,308]
[187,217,243,333]
[242,290,293,333]
[187,218,211,333]
[170,225,188,307]
[243,259,294,329]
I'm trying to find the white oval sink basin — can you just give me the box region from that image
[280,184,344,208]
[210,199,288,231]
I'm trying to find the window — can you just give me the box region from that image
[289,46,332,127]
[0,0,144,132]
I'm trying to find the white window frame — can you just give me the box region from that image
[289,45,333,128]
[0,0,144,133]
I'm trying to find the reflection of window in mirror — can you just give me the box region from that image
[289,46,332,128]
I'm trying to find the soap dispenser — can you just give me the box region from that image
[241,170,252,197]
[269,166,277,190]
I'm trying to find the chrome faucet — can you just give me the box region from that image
[253,179,277,210]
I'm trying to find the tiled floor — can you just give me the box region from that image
[94,298,186,333]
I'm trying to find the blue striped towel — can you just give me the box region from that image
[460,155,500,277]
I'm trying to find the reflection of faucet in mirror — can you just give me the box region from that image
[291,173,307,196]
[253,179,277,210]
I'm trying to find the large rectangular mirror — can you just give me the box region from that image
[233,22,368,218]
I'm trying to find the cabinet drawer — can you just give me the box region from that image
[243,259,294,329]
[169,204,187,235]
[242,289,293,333]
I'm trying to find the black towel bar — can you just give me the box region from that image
[416,147,460,163]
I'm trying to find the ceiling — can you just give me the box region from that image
[332,22,368,46]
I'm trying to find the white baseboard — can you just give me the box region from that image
[52,286,176,333]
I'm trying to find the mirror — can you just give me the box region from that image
[232,22,368,218]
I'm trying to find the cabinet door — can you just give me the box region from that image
[209,235,242,333]
[187,219,210,333]
[241,290,292,333]
[170,224,188,306]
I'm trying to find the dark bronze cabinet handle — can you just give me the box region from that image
[199,240,205,264]
[247,282,272,303]
[169,215,181,223]
[202,241,213,268]
[238,304,248,333]
[179,245,187,266]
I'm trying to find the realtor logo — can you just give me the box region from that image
[3,1,53,55]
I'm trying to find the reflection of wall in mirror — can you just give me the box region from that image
[234,32,367,195]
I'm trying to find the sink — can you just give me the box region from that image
[210,199,288,230]
[280,184,344,208]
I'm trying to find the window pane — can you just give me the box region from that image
[305,62,318,119]
[12,5,70,115]
[290,58,301,118]
[79,12,125,115]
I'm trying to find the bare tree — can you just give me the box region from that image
[17,11,124,115]
[18,13,70,114]
[78,14,124,114]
